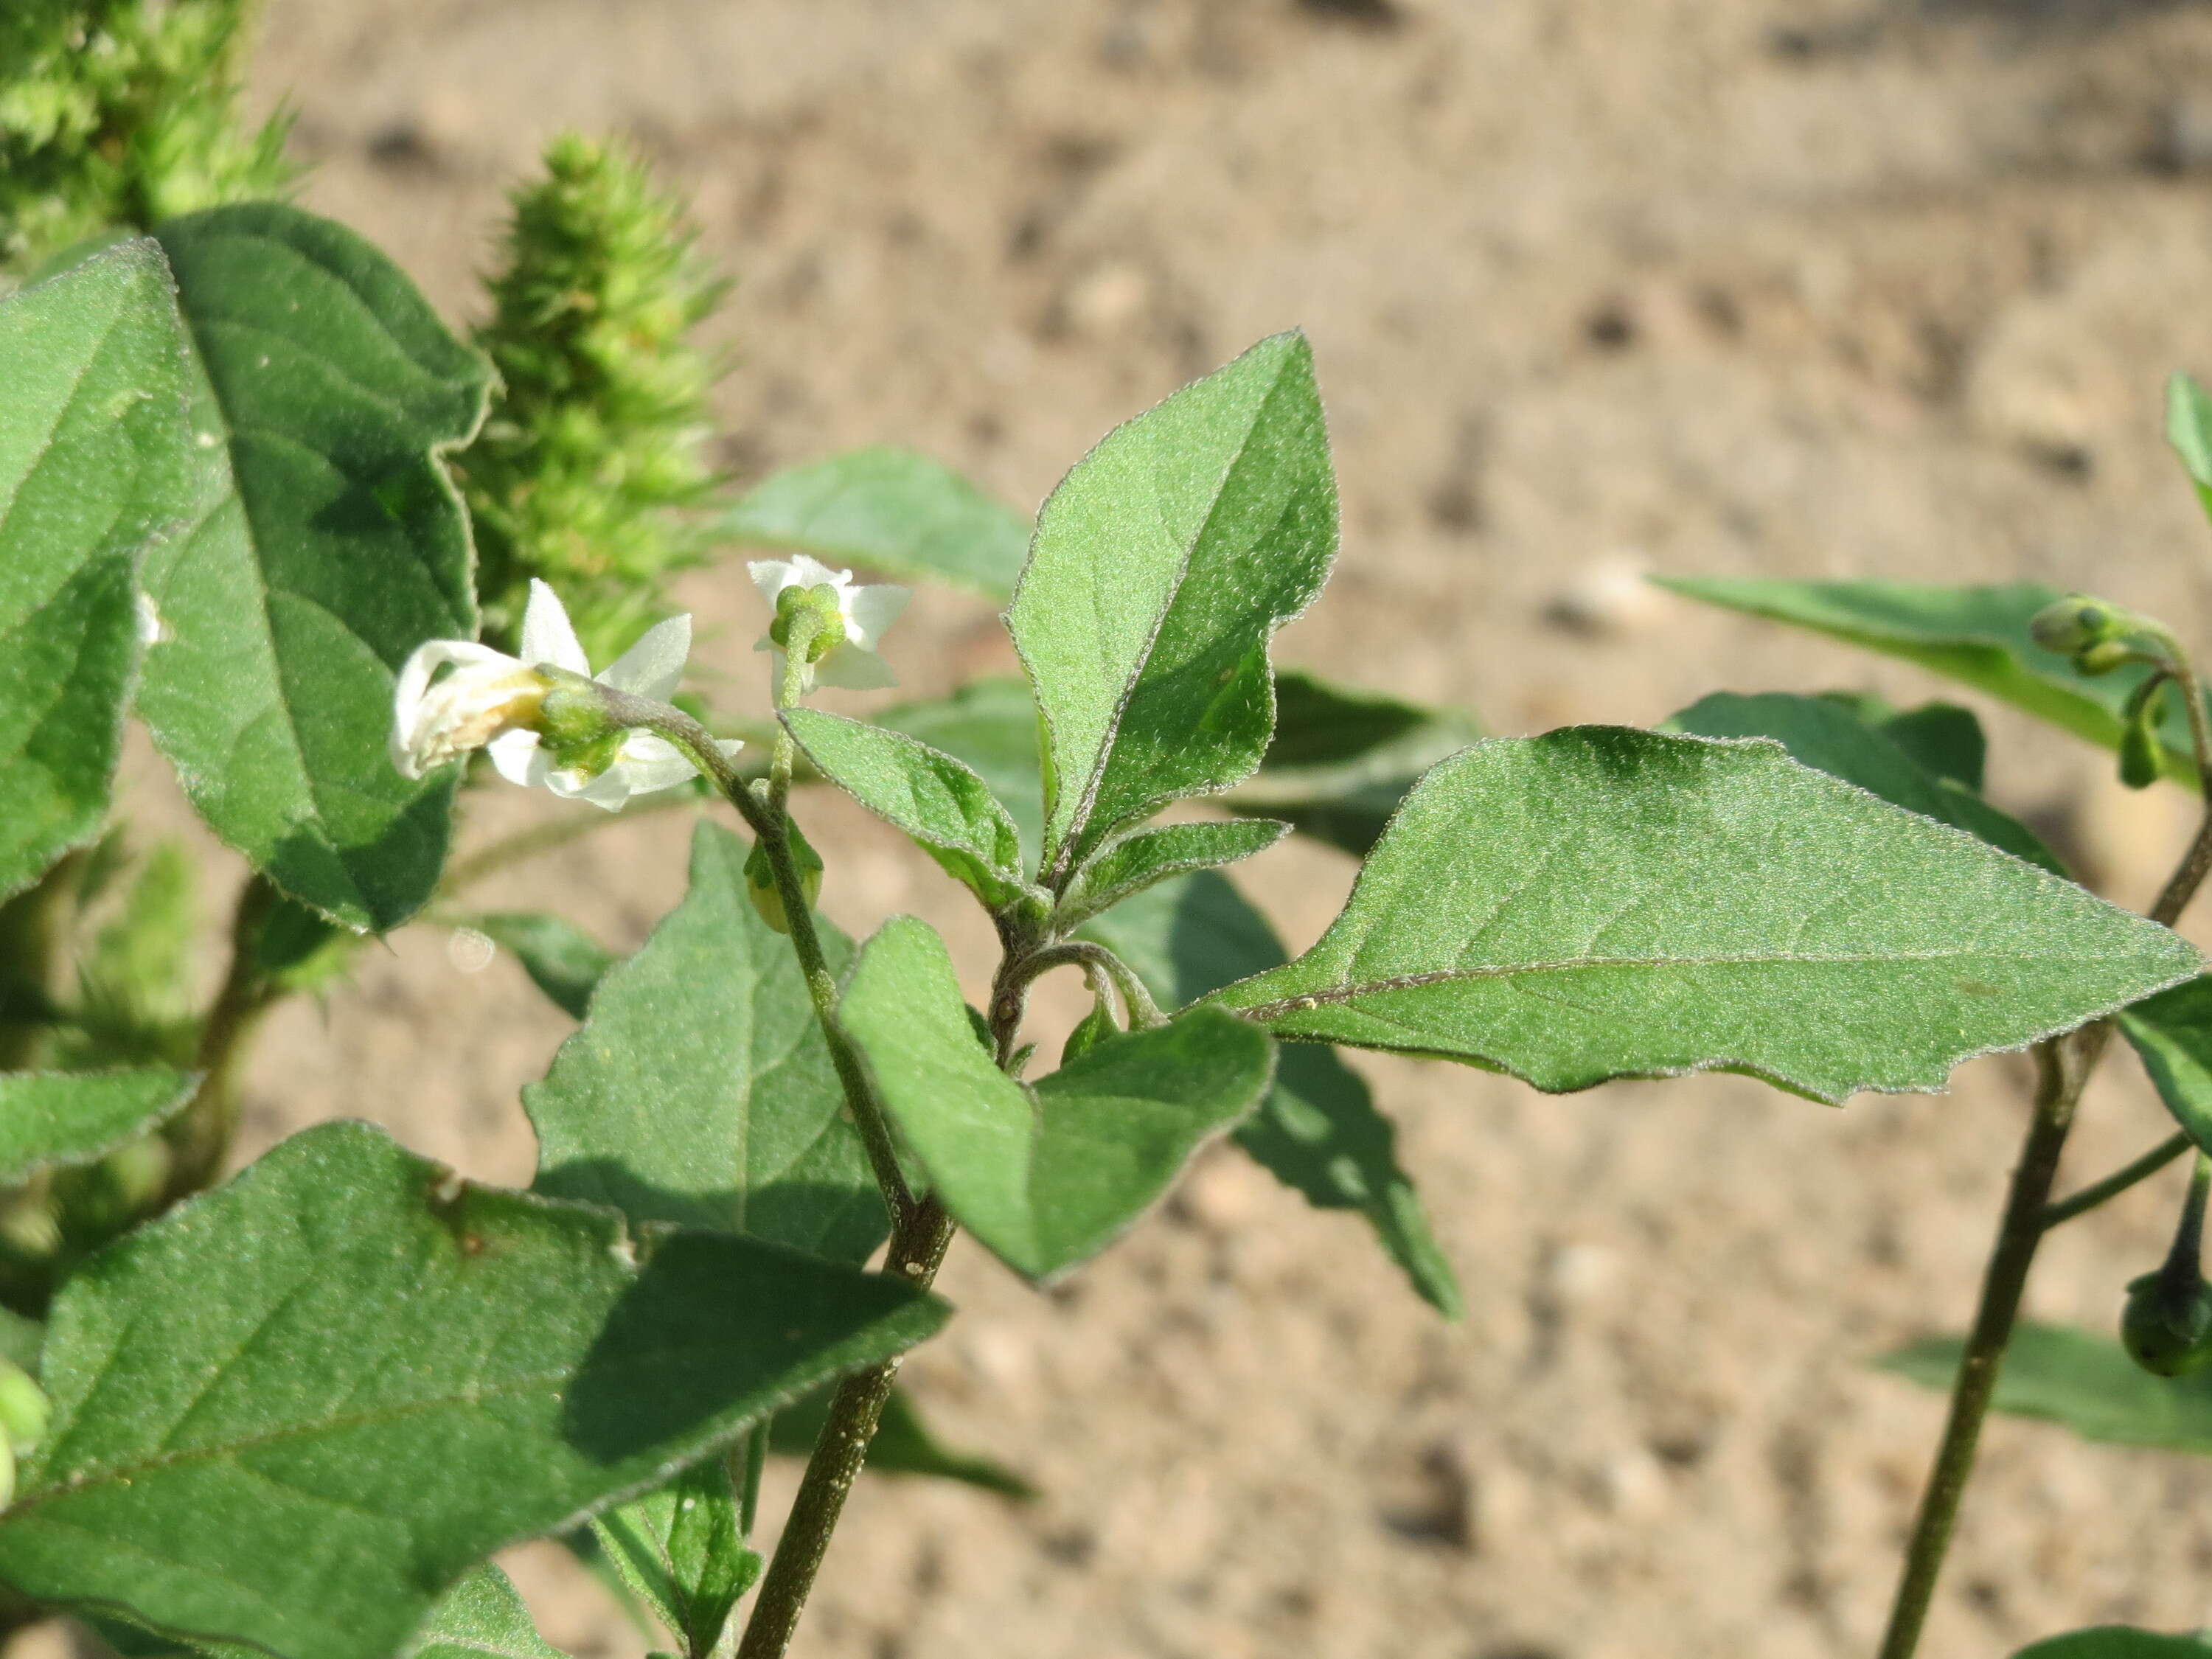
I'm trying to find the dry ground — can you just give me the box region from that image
[34,1,2212,1655]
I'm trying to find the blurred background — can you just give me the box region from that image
[72,1,2212,1654]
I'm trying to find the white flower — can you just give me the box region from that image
[747,553,910,692]
[390,579,739,812]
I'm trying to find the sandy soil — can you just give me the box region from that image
[35,1,2212,1655]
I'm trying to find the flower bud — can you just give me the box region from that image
[1061,996,1119,1066]
[2075,639,2135,675]
[2120,677,2169,790]
[744,824,824,935]
[2030,595,2124,656]
[2121,1269,2212,1377]
[0,1359,51,1457]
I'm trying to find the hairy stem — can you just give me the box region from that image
[2040,1130,2195,1231]
[734,1197,953,1659]
[599,689,917,1230]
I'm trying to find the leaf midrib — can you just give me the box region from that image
[1047,357,1290,882]
[1225,946,2180,1020]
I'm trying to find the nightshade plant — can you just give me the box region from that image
[7,20,2212,1659]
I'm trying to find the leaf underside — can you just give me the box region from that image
[1079,871,1464,1315]
[2118,975,2212,1158]
[718,445,1031,601]
[1214,728,2201,1102]
[1656,575,2204,785]
[1882,1322,2212,1457]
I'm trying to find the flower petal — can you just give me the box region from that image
[813,644,898,690]
[486,728,548,788]
[610,733,698,795]
[391,640,524,779]
[519,579,590,675]
[840,583,910,652]
[599,613,692,700]
[574,769,636,812]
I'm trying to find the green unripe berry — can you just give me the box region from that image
[2121,1269,2212,1377]
[744,825,824,936]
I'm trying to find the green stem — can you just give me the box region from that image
[599,689,917,1231]
[733,1198,953,1659]
[2159,1151,2211,1295]
[1876,1032,2101,1659]
[2039,1130,2195,1231]
[1001,939,1166,1032]
[1879,633,2212,1659]
[734,899,1045,1659]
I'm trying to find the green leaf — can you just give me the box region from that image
[1663,692,2064,874]
[591,1461,759,1658]
[470,911,616,1021]
[1656,576,2205,785]
[1057,818,1288,928]
[134,203,494,931]
[1213,728,2202,1102]
[2015,1630,2212,1658]
[1225,670,1485,858]
[841,917,1273,1279]
[1882,1322,2212,1456]
[86,1565,564,1659]
[1010,333,1338,883]
[782,708,1034,913]
[0,1120,945,1659]
[768,1382,1036,1498]
[0,241,192,902]
[719,446,1030,600]
[526,821,887,1265]
[2119,975,2212,1158]
[1081,872,1464,1316]
[2169,369,2212,526]
[1877,700,1986,793]
[874,678,1046,867]
[415,1565,569,1659]
[0,1070,194,1186]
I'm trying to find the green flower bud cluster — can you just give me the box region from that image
[0,0,294,271]
[460,133,728,669]
[2028,594,2141,672]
